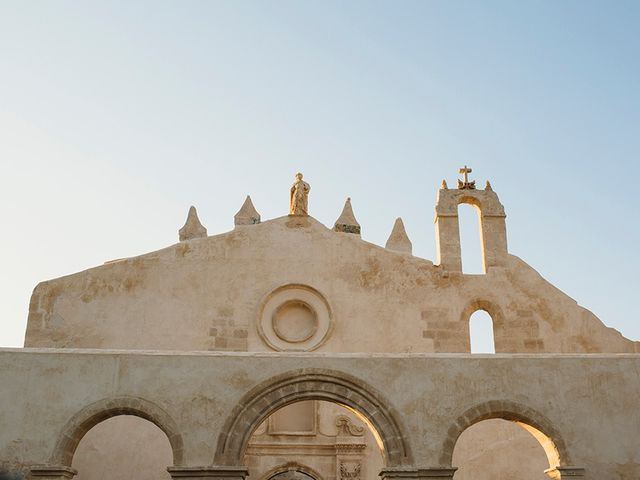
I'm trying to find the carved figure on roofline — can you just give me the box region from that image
[290,172,311,215]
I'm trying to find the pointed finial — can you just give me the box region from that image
[441,179,448,190]
[234,195,261,226]
[485,180,493,191]
[334,197,361,235]
[385,217,412,254]
[179,206,207,241]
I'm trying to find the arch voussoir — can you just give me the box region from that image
[215,369,410,467]
[50,396,184,467]
[438,399,571,468]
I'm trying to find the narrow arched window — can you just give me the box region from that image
[458,203,484,274]
[469,310,495,353]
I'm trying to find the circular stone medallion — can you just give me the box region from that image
[257,285,333,351]
[272,301,318,343]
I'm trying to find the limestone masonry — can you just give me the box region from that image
[0,170,638,480]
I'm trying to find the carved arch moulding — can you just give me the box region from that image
[49,395,184,467]
[438,399,574,470]
[214,369,410,467]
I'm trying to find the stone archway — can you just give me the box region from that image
[49,396,184,467]
[438,399,572,469]
[214,369,410,467]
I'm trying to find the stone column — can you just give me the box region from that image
[479,212,507,270]
[380,467,457,480]
[167,466,249,480]
[29,466,77,480]
[544,467,586,479]
[434,214,462,272]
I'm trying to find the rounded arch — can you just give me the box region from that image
[260,462,324,480]
[215,369,410,466]
[460,299,504,326]
[460,299,504,349]
[457,195,483,211]
[50,396,184,466]
[439,400,571,468]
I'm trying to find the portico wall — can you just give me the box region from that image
[0,349,638,480]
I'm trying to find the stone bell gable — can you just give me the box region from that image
[24,171,639,354]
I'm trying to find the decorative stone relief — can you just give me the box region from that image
[336,416,365,436]
[257,285,333,351]
[339,462,361,480]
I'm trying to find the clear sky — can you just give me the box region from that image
[0,1,638,348]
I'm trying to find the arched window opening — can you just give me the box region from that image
[452,419,551,480]
[470,310,495,353]
[245,400,384,480]
[72,415,173,480]
[458,203,484,274]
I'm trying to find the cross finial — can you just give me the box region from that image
[457,165,476,190]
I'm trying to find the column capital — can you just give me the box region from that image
[30,465,77,480]
[380,467,457,480]
[167,466,249,480]
[545,466,586,479]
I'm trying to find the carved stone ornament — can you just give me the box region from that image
[340,462,361,480]
[457,165,476,190]
[336,415,365,436]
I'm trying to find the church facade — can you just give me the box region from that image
[0,170,638,480]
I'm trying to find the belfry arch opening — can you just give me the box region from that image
[458,201,484,274]
[244,400,384,480]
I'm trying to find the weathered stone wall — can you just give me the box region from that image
[0,349,638,480]
[23,216,639,354]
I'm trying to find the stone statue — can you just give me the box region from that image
[289,172,310,215]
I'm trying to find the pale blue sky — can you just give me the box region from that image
[0,1,638,347]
